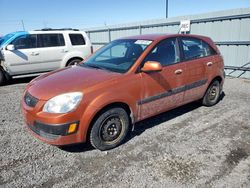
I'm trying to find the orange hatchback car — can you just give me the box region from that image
[21,34,225,150]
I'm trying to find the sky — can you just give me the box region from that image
[0,0,250,35]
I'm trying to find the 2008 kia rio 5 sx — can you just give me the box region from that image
[21,34,225,150]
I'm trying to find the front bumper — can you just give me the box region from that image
[27,121,79,140]
[22,93,86,146]
[21,89,100,146]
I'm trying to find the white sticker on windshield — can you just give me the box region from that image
[135,40,152,46]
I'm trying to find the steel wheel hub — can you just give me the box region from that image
[101,117,122,142]
[208,86,218,101]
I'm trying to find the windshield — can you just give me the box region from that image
[0,33,15,47]
[81,39,152,73]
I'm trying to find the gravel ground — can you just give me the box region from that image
[0,77,250,188]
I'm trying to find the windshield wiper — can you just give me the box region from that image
[82,64,111,72]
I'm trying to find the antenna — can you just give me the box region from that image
[21,20,25,31]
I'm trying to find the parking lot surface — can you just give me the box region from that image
[0,77,250,188]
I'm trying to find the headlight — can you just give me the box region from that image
[43,92,83,113]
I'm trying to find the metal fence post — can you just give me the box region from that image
[87,31,90,40]
[108,28,111,42]
[139,25,142,35]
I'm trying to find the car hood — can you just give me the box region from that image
[27,65,120,100]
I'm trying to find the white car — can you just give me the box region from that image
[0,28,92,85]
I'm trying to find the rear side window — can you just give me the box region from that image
[181,37,217,60]
[202,41,217,56]
[38,34,65,47]
[11,34,37,49]
[69,34,86,45]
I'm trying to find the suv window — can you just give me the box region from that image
[181,37,217,60]
[38,34,65,47]
[11,34,37,49]
[144,38,179,66]
[69,34,86,45]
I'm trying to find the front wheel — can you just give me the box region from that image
[202,80,221,106]
[0,69,6,86]
[90,107,130,151]
[67,59,82,66]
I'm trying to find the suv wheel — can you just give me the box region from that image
[0,69,6,86]
[67,59,82,66]
[202,80,221,106]
[90,107,130,151]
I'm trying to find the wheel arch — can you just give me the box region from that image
[210,75,223,84]
[0,65,11,84]
[86,102,134,143]
[65,57,83,66]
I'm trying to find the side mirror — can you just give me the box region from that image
[141,61,162,73]
[6,44,15,51]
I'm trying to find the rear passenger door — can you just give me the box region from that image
[179,37,213,103]
[35,33,66,71]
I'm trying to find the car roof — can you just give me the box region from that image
[121,33,211,41]
[29,30,86,34]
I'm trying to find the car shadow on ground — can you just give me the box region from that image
[7,77,35,85]
[58,142,94,153]
[131,91,225,138]
[58,92,225,153]
[131,102,202,138]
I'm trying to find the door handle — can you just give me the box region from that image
[31,52,39,56]
[174,69,183,75]
[207,62,213,66]
[61,49,69,53]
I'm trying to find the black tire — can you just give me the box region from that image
[90,107,130,151]
[67,59,82,66]
[0,68,6,86]
[202,80,221,107]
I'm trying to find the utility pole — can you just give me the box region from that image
[166,0,168,18]
[21,20,25,31]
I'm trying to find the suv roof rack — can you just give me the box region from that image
[34,28,79,31]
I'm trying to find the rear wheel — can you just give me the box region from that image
[0,69,6,86]
[202,80,221,106]
[67,59,82,66]
[90,107,130,151]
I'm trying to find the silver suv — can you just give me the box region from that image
[0,28,92,85]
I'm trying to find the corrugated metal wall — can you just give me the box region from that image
[86,8,250,78]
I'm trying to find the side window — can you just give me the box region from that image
[69,34,86,45]
[11,34,37,49]
[37,34,65,48]
[144,38,179,66]
[181,38,205,60]
[201,41,217,56]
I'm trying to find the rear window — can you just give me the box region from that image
[181,37,217,60]
[69,34,86,45]
[38,34,65,47]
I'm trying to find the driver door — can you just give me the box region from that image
[4,34,39,75]
[139,38,187,120]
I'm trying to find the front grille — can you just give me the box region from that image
[28,123,60,140]
[24,92,39,107]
